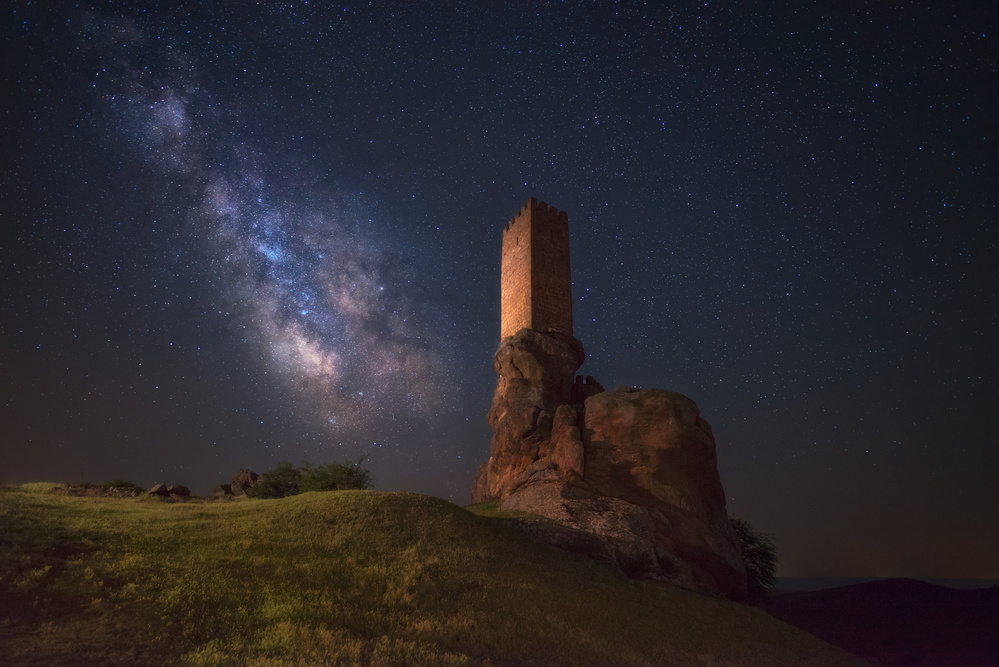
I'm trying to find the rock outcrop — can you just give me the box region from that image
[472,329,748,597]
[230,469,259,496]
[479,329,584,499]
[147,482,191,500]
[213,483,233,498]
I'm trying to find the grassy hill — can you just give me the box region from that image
[0,484,863,665]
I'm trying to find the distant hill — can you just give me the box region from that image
[0,484,861,665]
[767,578,999,666]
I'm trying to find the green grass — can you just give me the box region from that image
[0,484,863,665]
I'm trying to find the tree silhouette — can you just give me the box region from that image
[730,518,779,600]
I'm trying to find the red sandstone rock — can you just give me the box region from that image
[472,329,747,597]
[548,404,584,477]
[479,328,584,499]
[499,470,696,585]
[582,387,726,519]
[579,386,747,596]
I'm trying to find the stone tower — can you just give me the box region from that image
[500,197,573,339]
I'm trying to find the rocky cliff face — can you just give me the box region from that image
[472,329,748,598]
[475,329,584,500]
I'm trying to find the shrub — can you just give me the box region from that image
[248,462,302,499]
[729,518,778,600]
[300,457,371,493]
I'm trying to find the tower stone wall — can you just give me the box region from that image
[500,197,573,339]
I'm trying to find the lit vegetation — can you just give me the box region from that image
[248,458,372,499]
[0,484,859,665]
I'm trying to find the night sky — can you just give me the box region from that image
[3,2,997,580]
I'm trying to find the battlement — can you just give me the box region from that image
[500,197,573,340]
[504,197,570,233]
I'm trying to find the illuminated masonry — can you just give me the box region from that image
[499,197,573,340]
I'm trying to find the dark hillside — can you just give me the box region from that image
[766,578,999,666]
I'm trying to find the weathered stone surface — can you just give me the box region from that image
[582,387,726,519]
[500,473,694,584]
[577,387,747,596]
[498,458,746,596]
[230,469,259,496]
[213,483,233,498]
[547,404,584,477]
[492,328,584,389]
[167,484,190,498]
[148,483,170,497]
[480,329,584,500]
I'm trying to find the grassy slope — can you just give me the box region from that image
[0,485,862,666]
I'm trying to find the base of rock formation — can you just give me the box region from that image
[495,466,745,595]
[498,466,699,584]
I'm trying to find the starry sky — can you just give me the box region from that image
[2,2,997,579]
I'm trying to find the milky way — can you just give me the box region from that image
[103,13,456,437]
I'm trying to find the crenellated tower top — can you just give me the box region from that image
[500,197,573,339]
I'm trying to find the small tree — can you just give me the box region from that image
[730,517,779,600]
[300,457,371,492]
[249,461,302,499]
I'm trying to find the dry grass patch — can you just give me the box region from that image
[1,484,863,665]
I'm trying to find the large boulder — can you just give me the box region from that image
[581,387,726,515]
[230,469,259,496]
[579,387,746,596]
[148,483,170,497]
[167,484,190,498]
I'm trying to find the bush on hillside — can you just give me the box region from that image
[248,462,302,499]
[300,457,372,492]
[729,518,779,600]
[246,458,372,499]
